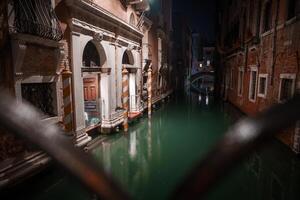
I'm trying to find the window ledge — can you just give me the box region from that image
[285,16,297,26]
[261,29,273,37]
[249,98,256,103]
[258,94,267,99]
[41,116,60,125]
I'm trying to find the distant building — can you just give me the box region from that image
[217,0,300,153]
[172,13,193,89]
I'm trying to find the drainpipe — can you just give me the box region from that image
[270,0,280,85]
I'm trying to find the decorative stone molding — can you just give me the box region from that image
[93,32,104,42]
[71,18,141,49]
[125,65,139,73]
[66,0,143,38]
[100,67,112,74]
[127,44,135,51]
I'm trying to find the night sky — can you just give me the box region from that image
[173,0,217,42]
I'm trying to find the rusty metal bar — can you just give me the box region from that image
[172,95,300,200]
[0,92,130,200]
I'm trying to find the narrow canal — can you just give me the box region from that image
[2,93,300,200]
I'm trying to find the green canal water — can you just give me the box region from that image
[2,93,300,200]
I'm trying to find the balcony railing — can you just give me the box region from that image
[11,0,63,41]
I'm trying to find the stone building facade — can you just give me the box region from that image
[144,0,173,104]
[217,0,300,153]
[0,0,173,188]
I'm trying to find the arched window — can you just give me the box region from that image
[122,51,131,64]
[130,13,136,26]
[122,50,134,65]
[263,1,272,32]
[82,41,100,67]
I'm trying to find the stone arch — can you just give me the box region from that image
[122,50,134,65]
[82,40,107,67]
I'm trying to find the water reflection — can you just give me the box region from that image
[205,95,209,105]
[241,142,300,200]
[129,131,137,160]
[5,93,300,200]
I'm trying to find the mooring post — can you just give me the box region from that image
[147,65,152,117]
[62,68,74,136]
[122,66,129,132]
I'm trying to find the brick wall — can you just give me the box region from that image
[218,0,300,152]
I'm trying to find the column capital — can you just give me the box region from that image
[122,66,129,74]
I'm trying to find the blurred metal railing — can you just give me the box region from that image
[10,0,63,41]
[0,93,129,200]
[0,91,299,199]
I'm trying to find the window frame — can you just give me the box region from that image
[230,67,234,90]
[258,74,268,98]
[278,73,296,103]
[261,0,273,33]
[16,75,62,124]
[248,66,258,102]
[237,67,244,97]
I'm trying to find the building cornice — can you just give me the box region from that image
[65,0,143,39]
[71,18,140,49]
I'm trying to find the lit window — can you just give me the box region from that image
[207,60,211,66]
[258,74,268,98]
[249,67,258,102]
[199,63,203,68]
[279,74,295,102]
[238,68,244,96]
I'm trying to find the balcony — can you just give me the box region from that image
[10,0,63,41]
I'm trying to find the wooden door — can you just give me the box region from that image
[83,77,98,112]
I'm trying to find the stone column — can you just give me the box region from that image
[147,65,152,117]
[71,32,85,132]
[122,67,129,132]
[71,32,91,146]
[100,67,112,132]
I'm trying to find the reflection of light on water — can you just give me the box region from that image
[129,131,137,159]
[147,119,152,158]
[206,96,209,105]
[102,143,111,172]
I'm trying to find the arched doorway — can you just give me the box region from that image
[122,50,138,115]
[82,41,104,127]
